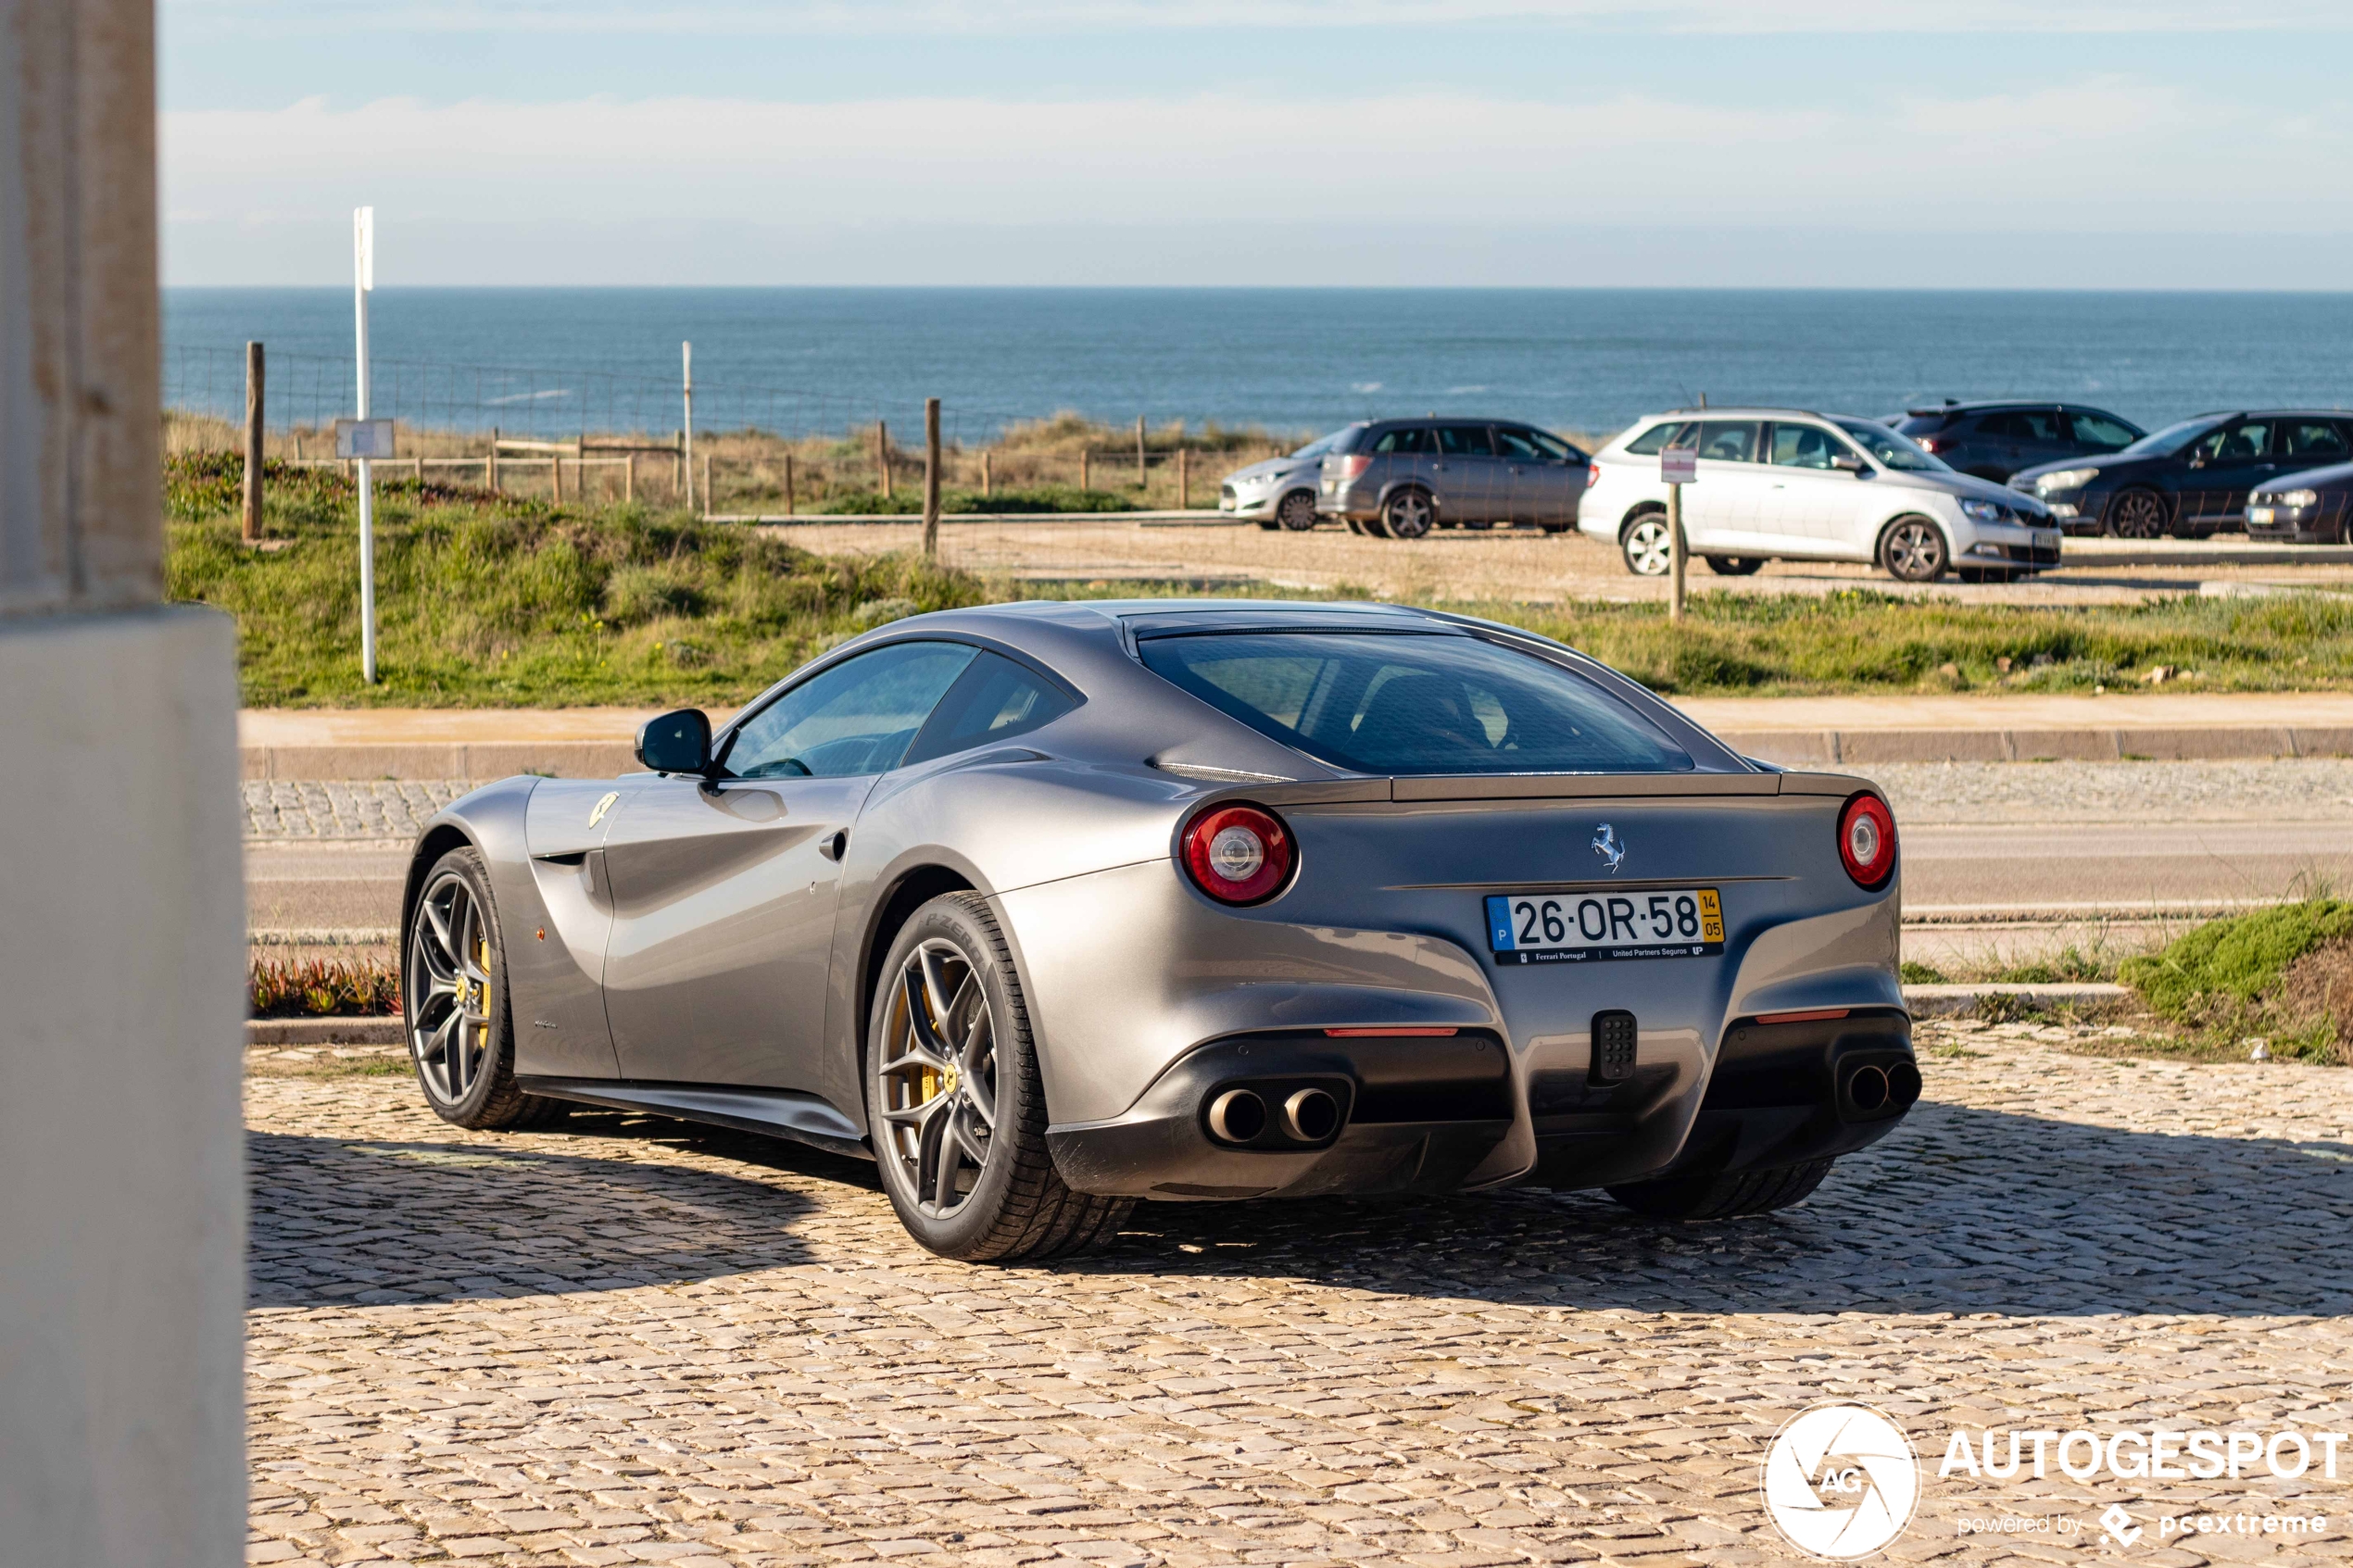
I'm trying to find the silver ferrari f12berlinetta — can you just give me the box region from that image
[400,599,1917,1260]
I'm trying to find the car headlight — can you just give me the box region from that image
[2035,468,2099,494]
[1959,498,2005,523]
[2270,488,2320,508]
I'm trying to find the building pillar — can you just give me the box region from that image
[0,0,247,1563]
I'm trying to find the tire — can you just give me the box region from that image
[866,893,1133,1261]
[2108,487,2169,539]
[403,847,564,1131]
[1606,1158,1834,1221]
[1879,515,1949,583]
[1704,555,1763,576]
[1380,488,1435,540]
[1276,490,1318,532]
[1620,511,1673,576]
[1344,516,1367,536]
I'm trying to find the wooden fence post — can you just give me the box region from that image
[241,341,264,543]
[702,455,713,519]
[783,452,795,516]
[980,449,991,497]
[922,398,942,558]
[1177,447,1189,510]
[551,454,563,506]
[1136,415,1146,489]
[489,427,500,494]
[624,452,635,504]
[1080,450,1090,491]
[876,420,892,500]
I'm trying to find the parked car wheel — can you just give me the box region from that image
[1276,491,1318,532]
[1704,555,1763,576]
[1380,488,1435,540]
[1879,516,1949,583]
[2108,488,2170,539]
[1620,512,1673,576]
[867,893,1132,1262]
[1606,1159,1833,1221]
[404,847,564,1131]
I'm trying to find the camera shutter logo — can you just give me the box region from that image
[1761,1403,1920,1560]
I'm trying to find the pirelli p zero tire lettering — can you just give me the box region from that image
[866,893,1132,1262]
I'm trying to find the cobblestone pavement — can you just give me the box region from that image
[240,762,2349,843]
[245,781,477,841]
[246,1021,2353,1567]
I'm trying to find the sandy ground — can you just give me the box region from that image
[760,518,2353,607]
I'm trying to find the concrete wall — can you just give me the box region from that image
[0,0,247,1562]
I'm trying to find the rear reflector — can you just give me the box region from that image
[1755,1009,1851,1025]
[1324,1026,1458,1037]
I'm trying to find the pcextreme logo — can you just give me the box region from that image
[1761,1403,1922,1560]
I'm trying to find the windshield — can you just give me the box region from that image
[1137,631,1694,775]
[1834,419,1945,471]
[1289,431,1347,460]
[2115,417,2225,459]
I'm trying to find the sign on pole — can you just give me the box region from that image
[334,419,396,459]
[1661,445,1694,622]
[353,206,379,684]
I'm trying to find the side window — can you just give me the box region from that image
[1624,420,1692,456]
[2067,411,2138,450]
[2282,420,2351,458]
[1768,423,1843,469]
[1434,425,1494,456]
[901,651,1076,766]
[1493,427,1545,460]
[1975,411,2029,440]
[2195,421,2271,463]
[1692,420,1760,464]
[1371,427,1428,455]
[724,642,977,780]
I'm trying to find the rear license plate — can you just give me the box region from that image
[2246,506,2275,524]
[1484,888,1724,965]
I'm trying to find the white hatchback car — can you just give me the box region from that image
[1580,408,2064,583]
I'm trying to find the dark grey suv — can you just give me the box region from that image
[1317,419,1590,538]
[1890,400,2144,483]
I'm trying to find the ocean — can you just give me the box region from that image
[162,287,2353,447]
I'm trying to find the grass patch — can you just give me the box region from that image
[2118,899,2353,1063]
[168,453,2353,707]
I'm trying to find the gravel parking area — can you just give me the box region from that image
[246,1021,2353,1566]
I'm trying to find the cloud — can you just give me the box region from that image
[159,86,2353,283]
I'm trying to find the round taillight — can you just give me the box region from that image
[1838,792,1896,889]
[1180,803,1294,905]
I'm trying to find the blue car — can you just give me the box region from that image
[2011,408,2353,537]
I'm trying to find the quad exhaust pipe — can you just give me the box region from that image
[1838,1056,1922,1120]
[1205,1082,1346,1147]
[1281,1086,1340,1142]
[1206,1087,1267,1143]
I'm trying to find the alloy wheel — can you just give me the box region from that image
[1383,490,1433,540]
[1622,515,1672,575]
[2110,490,2168,539]
[1882,519,1948,582]
[408,872,496,1105]
[875,938,1000,1218]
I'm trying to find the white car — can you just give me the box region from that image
[1579,408,2064,583]
[1218,429,1353,531]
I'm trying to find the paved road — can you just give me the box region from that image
[244,1022,2353,1567]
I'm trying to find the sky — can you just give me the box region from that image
[160,1,2353,289]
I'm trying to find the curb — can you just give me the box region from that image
[247,1017,403,1046]
[1902,983,2134,1017]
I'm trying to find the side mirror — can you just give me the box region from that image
[635,708,712,777]
[1832,453,1868,473]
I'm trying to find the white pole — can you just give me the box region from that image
[354,207,377,684]
[682,340,695,513]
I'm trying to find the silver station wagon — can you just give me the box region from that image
[1317,419,1590,538]
[400,601,1918,1261]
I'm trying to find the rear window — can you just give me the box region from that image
[1136,631,1694,776]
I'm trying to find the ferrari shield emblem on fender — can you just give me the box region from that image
[588,790,619,828]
